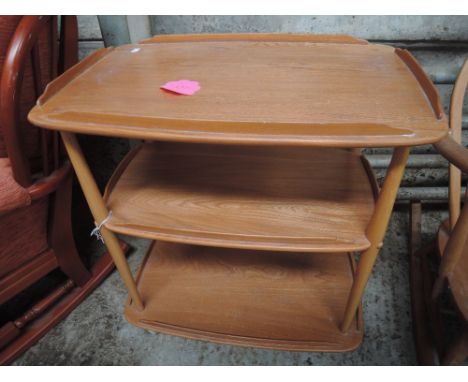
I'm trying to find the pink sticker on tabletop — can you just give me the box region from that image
[160,80,200,95]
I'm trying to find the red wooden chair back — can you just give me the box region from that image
[0,16,77,188]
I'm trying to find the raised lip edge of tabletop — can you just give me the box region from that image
[27,41,448,148]
[139,33,370,45]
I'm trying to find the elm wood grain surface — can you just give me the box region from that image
[28,41,447,147]
[28,34,447,351]
[104,142,376,252]
[139,33,370,45]
[125,241,363,352]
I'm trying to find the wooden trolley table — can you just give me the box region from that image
[28,34,448,352]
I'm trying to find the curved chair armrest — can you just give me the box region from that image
[434,135,468,174]
[27,161,72,200]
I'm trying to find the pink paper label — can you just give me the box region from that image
[160,80,201,95]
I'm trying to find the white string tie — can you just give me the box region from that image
[90,211,112,243]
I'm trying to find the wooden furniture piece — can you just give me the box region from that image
[0,16,123,365]
[28,33,448,352]
[409,58,468,365]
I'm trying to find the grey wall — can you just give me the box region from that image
[150,16,468,40]
[77,16,104,60]
[76,16,468,200]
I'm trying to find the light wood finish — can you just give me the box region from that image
[435,135,468,174]
[27,34,447,351]
[139,33,369,45]
[394,49,444,120]
[448,59,468,229]
[29,40,447,147]
[341,146,410,331]
[125,241,363,352]
[60,132,144,310]
[104,142,376,252]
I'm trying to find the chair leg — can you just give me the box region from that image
[49,171,91,287]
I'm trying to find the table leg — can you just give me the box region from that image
[341,146,410,332]
[60,132,144,311]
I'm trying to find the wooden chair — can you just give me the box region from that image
[410,58,468,365]
[0,16,121,365]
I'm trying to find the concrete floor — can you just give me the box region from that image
[12,206,447,365]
